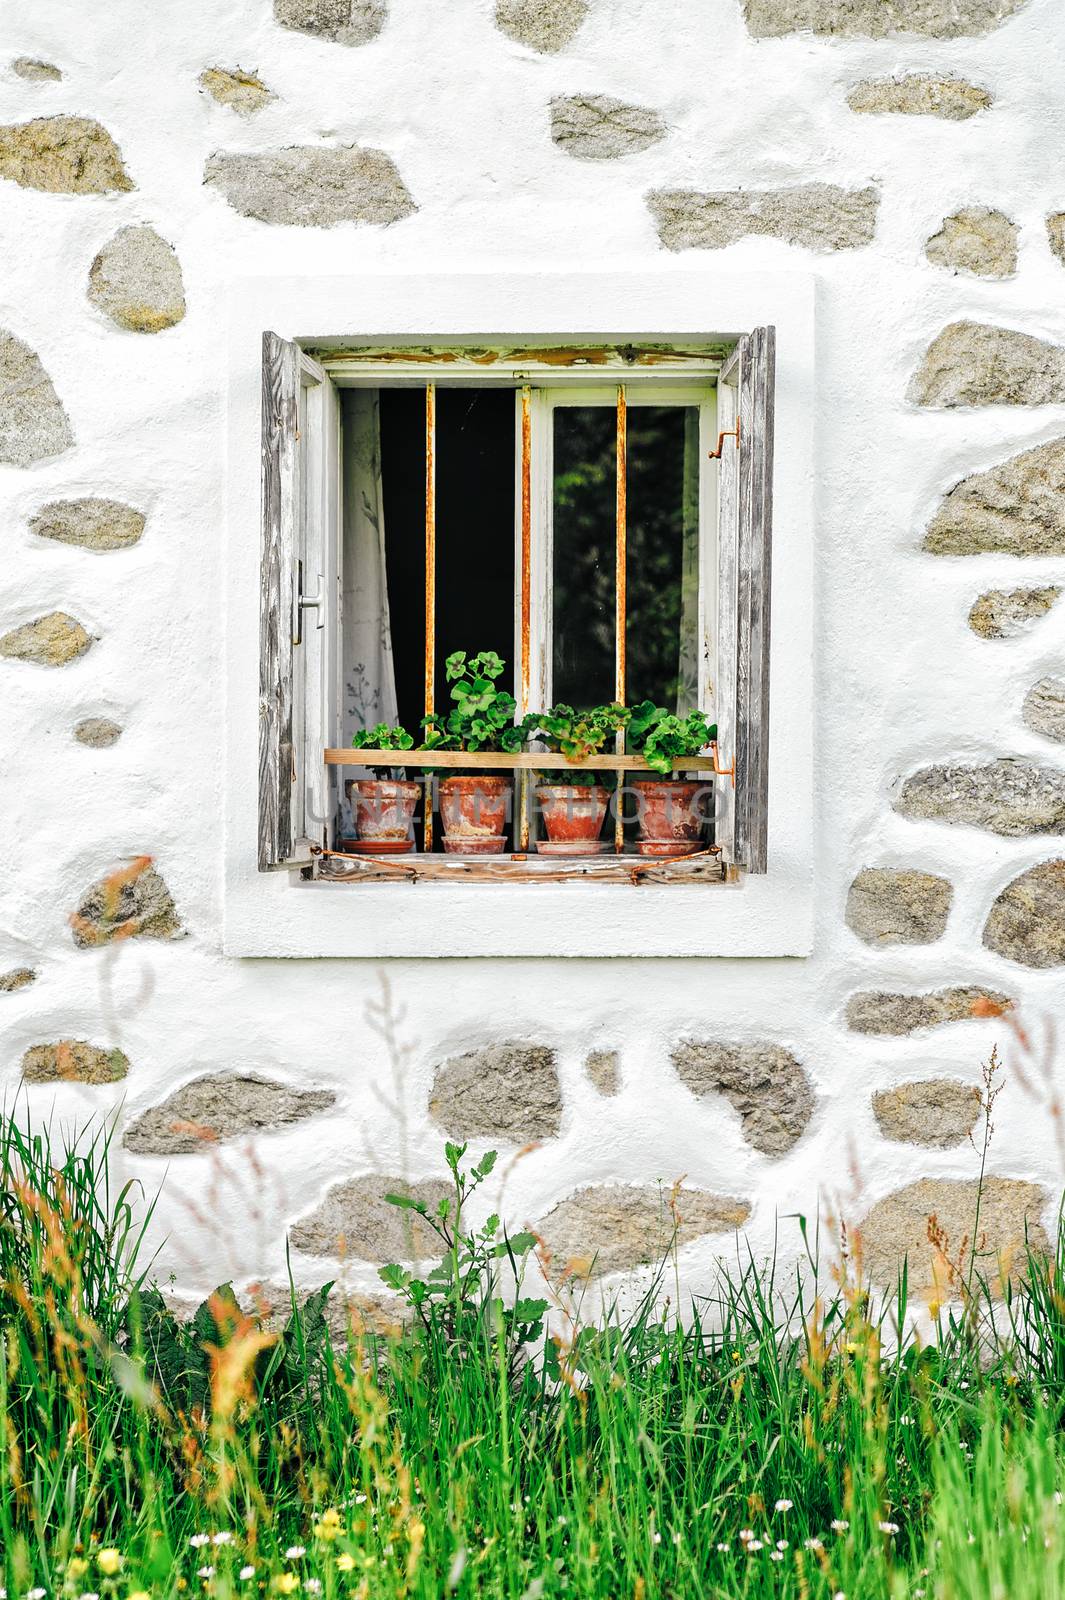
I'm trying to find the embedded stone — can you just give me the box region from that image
[71,862,182,947]
[860,1178,1048,1295]
[983,859,1065,968]
[846,868,953,945]
[274,0,386,45]
[550,95,666,160]
[199,67,275,113]
[926,439,1065,557]
[538,1184,750,1278]
[495,0,588,51]
[845,986,1012,1035]
[73,717,122,747]
[23,1040,129,1085]
[240,1280,408,1340]
[124,1073,335,1154]
[12,59,62,82]
[1023,679,1065,744]
[204,144,414,226]
[30,497,145,551]
[584,1049,619,1096]
[1048,214,1065,269]
[647,183,879,254]
[847,75,991,120]
[909,323,1065,409]
[430,1042,560,1141]
[872,1079,982,1148]
[0,116,132,193]
[894,759,1065,836]
[926,208,1017,277]
[0,330,73,466]
[0,967,36,992]
[87,227,185,334]
[0,612,92,666]
[670,1041,814,1156]
[290,1175,451,1260]
[742,0,1030,35]
[968,587,1060,638]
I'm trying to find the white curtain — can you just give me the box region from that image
[338,388,398,833]
[676,407,701,713]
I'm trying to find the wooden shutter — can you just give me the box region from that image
[259,332,339,869]
[715,326,775,874]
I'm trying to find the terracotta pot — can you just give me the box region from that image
[439,774,512,840]
[537,784,610,849]
[350,779,421,843]
[442,835,507,855]
[630,779,710,845]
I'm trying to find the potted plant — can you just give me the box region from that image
[625,704,718,856]
[422,651,523,854]
[348,724,421,853]
[523,702,629,855]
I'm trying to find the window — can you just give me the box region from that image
[258,334,775,883]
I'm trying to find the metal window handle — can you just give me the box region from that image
[294,560,325,645]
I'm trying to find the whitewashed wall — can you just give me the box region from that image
[3,0,1065,1316]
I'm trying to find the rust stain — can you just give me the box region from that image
[424,385,436,855]
[614,383,627,856]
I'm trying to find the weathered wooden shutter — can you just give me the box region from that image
[715,326,775,874]
[259,332,340,869]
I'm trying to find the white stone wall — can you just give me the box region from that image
[4,0,1065,1312]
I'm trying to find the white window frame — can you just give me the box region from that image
[225,270,815,959]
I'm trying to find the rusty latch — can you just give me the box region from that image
[708,418,740,459]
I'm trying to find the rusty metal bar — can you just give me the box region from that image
[519,385,532,852]
[614,384,627,854]
[424,383,436,853]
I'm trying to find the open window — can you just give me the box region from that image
[258,333,775,883]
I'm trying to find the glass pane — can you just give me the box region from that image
[552,406,616,708]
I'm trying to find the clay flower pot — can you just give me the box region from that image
[536,784,610,853]
[350,779,421,843]
[631,779,709,856]
[439,774,511,855]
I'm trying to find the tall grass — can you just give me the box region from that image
[3,1101,1065,1599]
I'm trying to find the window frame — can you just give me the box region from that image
[226,270,814,959]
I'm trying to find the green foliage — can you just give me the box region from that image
[422,649,523,753]
[351,722,416,752]
[523,701,629,785]
[627,700,718,776]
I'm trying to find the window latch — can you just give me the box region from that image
[708,419,740,459]
[294,559,325,645]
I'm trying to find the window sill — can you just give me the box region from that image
[315,851,735,885]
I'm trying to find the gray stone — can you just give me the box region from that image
[872,1079,983,1148]
[0,967,36,992]
[73,716,122,747]
[909,322,1065,409]
[30,497,145,551]
[23,1040,129,1085]
[968,587,1060,638]
[846,986,1013,1036]
[847,75,991,120]
[538,1184,750,1278]
[204,144,414,227]
[860,1177,1048,1296]
[647,183,878,254]
[124,1073,335,1154]
[72,862,182,948]
[894,759,1065,837]
[550,95,666,160]
[495,0,588,51]
[430,1042,560,1141]
[742,0,1030,36]
[846,868,953,945]
[1024,680,1065,744]
[0,612,92,666]
[274,0,386,45]
[0,116,132,193]
[670,1041,814,1156]
[87,227,185,334]
[585,1049,619,1096]
[0,330,73,466]
[926,208,1017,276]
[290,1175,451,1261]
[12,59,62,82]
[927,439,1065,557]
[1048,214,1065,269]
[199,67,275,113]
[241,1280,408,1340]
[983,859,1065,968]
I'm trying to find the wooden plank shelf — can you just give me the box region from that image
[316,851,735,885]
[326,748,721,772]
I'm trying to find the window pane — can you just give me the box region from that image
[552,406,616,708]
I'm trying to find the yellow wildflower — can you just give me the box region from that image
[129,1592,152,1600]
[336,1554,356,1573]
[67,1558,89,1579]
[315,1508,342,1542]
[97,1549,123,1576]
[274,1576,300,1595]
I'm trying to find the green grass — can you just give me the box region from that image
[3,1105,1065,1600]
